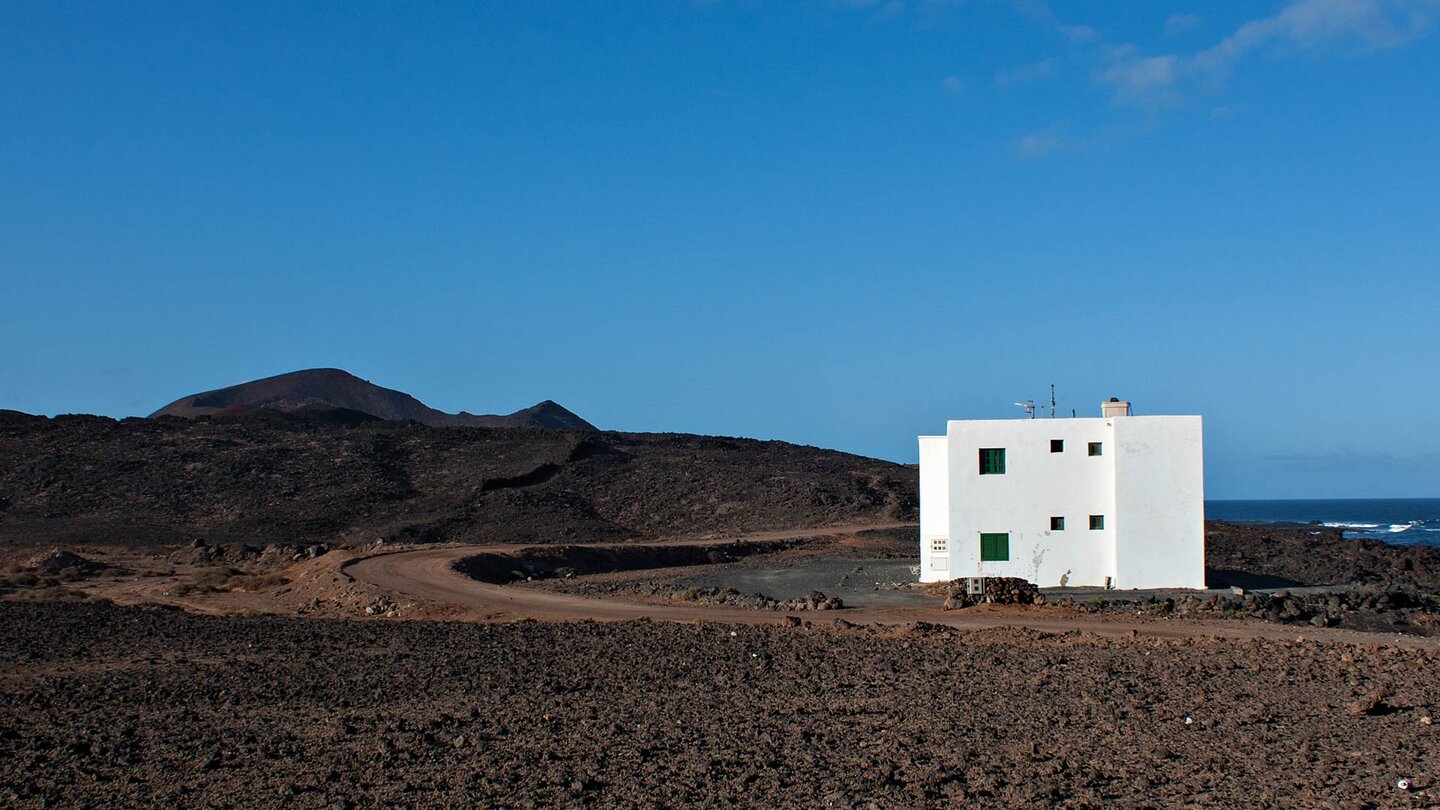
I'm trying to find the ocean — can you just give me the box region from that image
[1205,498,1440,547]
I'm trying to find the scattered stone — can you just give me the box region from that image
[4,599,1439,808]
[1348,690,1390,717]
[934,577,1038,609]
[363,597,397,617]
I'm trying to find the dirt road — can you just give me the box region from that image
[343,523,910,623]
[344,525,1440,649]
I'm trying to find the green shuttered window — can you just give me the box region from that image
[980,532,1010,561]
[979,448,1006,475]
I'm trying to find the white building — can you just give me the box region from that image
[918,400,1205,590]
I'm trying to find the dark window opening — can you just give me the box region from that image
[979,448,1006,475]
[1050,439,1064,453]
[1089,515,1105,530]
[1088,442,1103,456]
[1050,516,1065,531]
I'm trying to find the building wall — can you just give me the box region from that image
[1111,416,1206,589]
[917,436,950,579]
[940,418,1118,587]
[917,413,1205,590]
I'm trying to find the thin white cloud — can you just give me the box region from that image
[1103,43,1138,61]
[1014,131,1062,158]
[1100,0,1438,107]
[995,58,1057,87]
[1009,0,1097,42]
[1196,0,1431,73]
[1265,450,1440,469]
[1163,13,1204,36]
[1099,54,1181,106]
[939,75,964,95]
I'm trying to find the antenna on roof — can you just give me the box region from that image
[1014,400,1036,419]
[1050,384,1056,419]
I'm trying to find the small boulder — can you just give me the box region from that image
[1348,690,1391,717]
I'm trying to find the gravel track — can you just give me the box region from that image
[344,530,1440,650]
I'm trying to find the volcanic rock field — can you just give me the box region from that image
[0,409,916,549]
[4,405,1440,808]
[3,602,1439,808]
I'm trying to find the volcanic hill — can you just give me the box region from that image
[150,368,595,431]
[0,408,917,550]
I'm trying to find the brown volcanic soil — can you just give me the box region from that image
[3,601,1439,809]
[0,410,916,550]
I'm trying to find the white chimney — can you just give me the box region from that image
[1102,398,1131,418]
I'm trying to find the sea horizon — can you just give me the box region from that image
[1205,497,1440,546]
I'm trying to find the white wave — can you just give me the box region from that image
[1321,522,1381,529]
[1388,523,1416,533]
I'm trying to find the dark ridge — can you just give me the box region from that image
[451,539,801,584]
[481,463,565,492]
[0,413,917,549]
[150,368,596,431]
[205,404,386,428]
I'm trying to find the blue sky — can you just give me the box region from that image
[2,0,1438,498]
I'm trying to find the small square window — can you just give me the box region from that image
[930,538,948,553]
[1050,516,1065,531]
[1088,442,1103,456]
[979,448,1006,475]
[1050,439,1064,453]
[1089,515,1105,530]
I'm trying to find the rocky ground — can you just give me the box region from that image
[0,409,916,550]
[514,529,917,603]
[7,522,1440,635]
[483,524,1440,635]
[8,402,1440,807]
[2,601,1438,809]
[1205,522,1440,591]
[1047,587,1440,636]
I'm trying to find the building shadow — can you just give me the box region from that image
[1204,568,1303,590]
